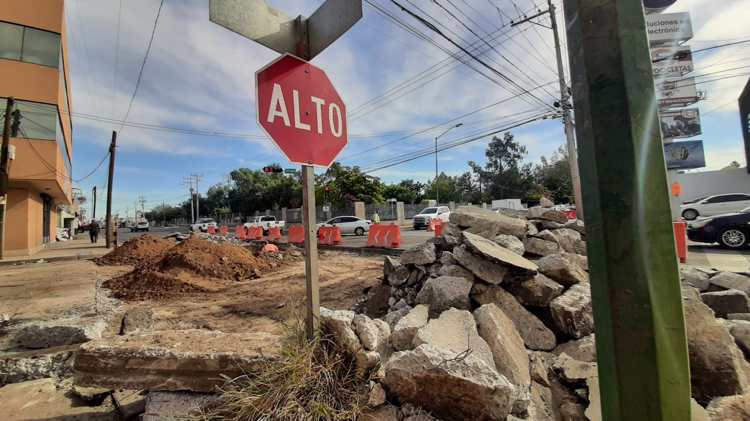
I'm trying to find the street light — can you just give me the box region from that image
[434,123,463,204]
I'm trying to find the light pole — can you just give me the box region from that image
[434,123,463,204]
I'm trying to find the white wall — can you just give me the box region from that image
[675,167,750,202]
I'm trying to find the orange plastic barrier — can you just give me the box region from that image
[318,226,342,245]
[267,226,282,241]
[262,243,280,253]
[246,225,263,240]
[673,221,687,263]
[288,225,305,244]
[565,210,577,220]
[433,219,444,237]
[220,225,229,235]
[367,224,401,248]
[235,226,246,240]
[427,218,435,232]
[207,226,216,234]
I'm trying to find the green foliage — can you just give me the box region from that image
[469,132,535,201]
[315,163,385,206]
[382,179,424,204]
[534,145,573,204]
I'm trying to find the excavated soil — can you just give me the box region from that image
[96,235,175,266]
[103,236,275,300]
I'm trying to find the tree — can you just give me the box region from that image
[383,179,425,204]
[470,132,535,201]
[534,145,573,204]
[316,163,385,206]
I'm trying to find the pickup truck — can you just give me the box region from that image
[412,206,451,230]
[191,218,217,233]
[244,216,285,233]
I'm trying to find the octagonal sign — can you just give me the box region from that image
[256,54,348,168]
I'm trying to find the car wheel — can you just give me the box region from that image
[682,209,699,220]
[355,227,365,236]
[719,228,747,249]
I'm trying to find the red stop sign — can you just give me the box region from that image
[256,54,348,168]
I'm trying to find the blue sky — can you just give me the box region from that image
[65,0,750,217]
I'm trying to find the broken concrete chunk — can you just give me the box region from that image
[368,382,387,407]
[725,319,750,359]
[683,294,750,405]
[15,319,106,349]
[552,353,597,383]
[0,347,75,384]
[564,219,586,235]
[384,306,412,329]
[143,391,221,421]
[533,209,569,224]
[400,242,437,266]
[706,393,750,421]
[450,206,527,239]
[113,389,148,419]
[72,384,112,403]
[506,273,564,307]
[0,378,117,420]
[681,266,712,291]
[550,228,583,254]
[472,284,557,351]
[536,254,588,286]
[709,272,750,295]
[391,304,430,351]
[523,237,561,257]
[494,234,526,256]
[354,314,390,352]
[454,244,509,285]
[437,264,475,282]
[550,283,594,339]
[414,308,497,371]
[355,349,382,374]
[361,404,401,421]
[701,289,750,318]
[121,307,154,335]
[320,307,362,354]
[462,231,539,273]
[474,304,530,388]
[415,276,473,315]
[383,344,517,420]
[553,334,596,363]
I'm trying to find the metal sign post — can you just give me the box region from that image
[211,0,360,339]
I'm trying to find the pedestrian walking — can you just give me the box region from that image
[372,211,381,224]
[89,221,100,244]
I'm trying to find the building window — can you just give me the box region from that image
[0,21,60,68]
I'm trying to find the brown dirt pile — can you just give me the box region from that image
[104,236,273,300]
[97,235,175,266]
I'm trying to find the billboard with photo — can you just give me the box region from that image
[660,108,701,140]
[664,141,705,170]
[651,46,693,80]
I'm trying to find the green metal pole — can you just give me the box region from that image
[562,1,691,420]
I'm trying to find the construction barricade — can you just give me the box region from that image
[433,219,444,237]
[673,221,687,263]
[207,226,216,235]
[267,226,282,241]
[367,224,402,248]
[288,225,305,244]
[235,226,246,240]
[318,226,342,245]
[220,225,229,235]
[246,225,263,240]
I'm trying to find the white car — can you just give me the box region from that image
[680,193,750,220]
[317,216,372,236]
[244,216,286,233]
[412,206,451,230]
[191,217,217,232]
[131,220,149,232]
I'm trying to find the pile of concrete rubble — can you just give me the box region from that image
[328,206,750,421]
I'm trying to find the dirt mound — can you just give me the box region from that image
[104,236,274,300]
[97,235,175,266]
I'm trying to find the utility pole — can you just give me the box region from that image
[105,131,117,248]
[162,200,166,227]
[564,0,689,419]
[92,186,97,220]
[512,1,584,218]
[0,97,15,259]
[434,123,462,205]
[191,173,203,220]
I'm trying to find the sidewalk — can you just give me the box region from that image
[0,235,110,266]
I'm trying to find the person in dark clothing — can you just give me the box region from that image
[89,221,100,244]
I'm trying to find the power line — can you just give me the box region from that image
[389,0,554,110]
[118,0,165,134]
[652,39,750,63]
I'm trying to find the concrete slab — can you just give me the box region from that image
[74,329,281,392]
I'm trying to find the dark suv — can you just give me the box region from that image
[687,206,750,249]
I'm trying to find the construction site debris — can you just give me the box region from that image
[96,235,175,266]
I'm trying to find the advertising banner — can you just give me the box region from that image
[657,77,699,107]
[739,78,750,173]
[664,140,705,169]
[652,46,693,80]
[660,108,701,140]
[646,12,693,44]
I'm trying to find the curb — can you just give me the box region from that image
[0,254,99,267]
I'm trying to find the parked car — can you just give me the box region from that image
[191,217,217,233]
[687,206,750,249]
[317,216,372,236]
[130,220,149,232]
[680,193,750,220]
[413,206,450,230]
[244,216,285,233]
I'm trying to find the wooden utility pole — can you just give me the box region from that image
[0,97,14,259]
[105,131,117,248]
[301,165,320,338]
[92,186,97,220]
[563,1,690,420]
